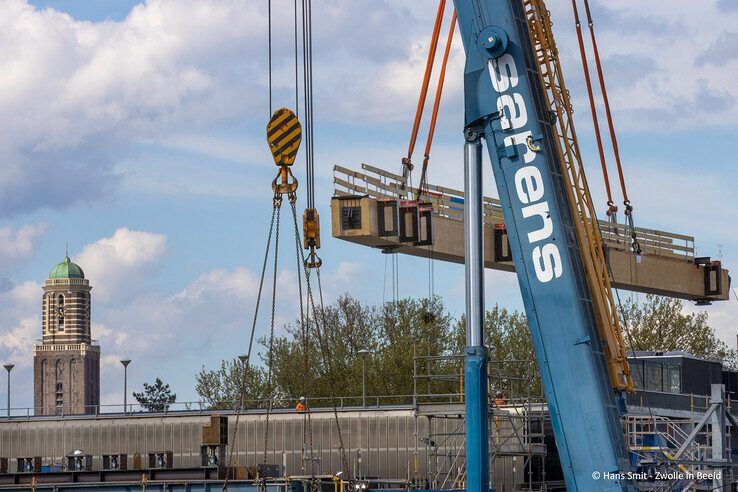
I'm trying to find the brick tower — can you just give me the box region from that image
[33,253,100,415]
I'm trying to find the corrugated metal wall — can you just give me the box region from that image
[0,409,427,479]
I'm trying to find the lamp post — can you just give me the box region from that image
[3,364,13,419]
[120,360,131,414]
[357,349,372,407]
[238,355,249,409]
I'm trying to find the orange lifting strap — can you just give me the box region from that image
[417,9,457,200]
[582,0,631,209]
[403,0,446,177]
[571,0,633,215]
[571,0,614,216]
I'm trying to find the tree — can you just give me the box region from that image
[267,294,381,404]
[374,296,454,400]
[195,359,268,410]
[620,294,736,364]
[452,305,541,398]
[195,295,455,407]
[133,377,176,412]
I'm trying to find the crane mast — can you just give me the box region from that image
[453,0,636,490]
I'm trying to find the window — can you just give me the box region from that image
[341,206,362,230]
[631,362,644,390]
[644,363,663,392]
[664,363,681,394]
[55,360,63,413]
[57,294,65,331]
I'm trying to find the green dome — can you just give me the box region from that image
[49,256,85,279]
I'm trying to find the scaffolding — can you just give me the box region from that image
[412,355,557,491]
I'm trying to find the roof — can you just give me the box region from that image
[49,256,85,279]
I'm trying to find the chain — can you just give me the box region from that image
[288,203,351,483]
[289,198,318,490]
[263,202,282,466]
[222,200,280,492]
[316,267,350,478]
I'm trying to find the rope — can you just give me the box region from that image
[268,0,273,117]
[301,0,316,209]
[570,0,615,216]
[417,9,456,201]
[294,0,300,119]
[403,0,446,178]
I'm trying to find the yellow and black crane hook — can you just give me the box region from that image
[266,107,321,268]
[267,107,301,200]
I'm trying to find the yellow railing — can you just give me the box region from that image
[523,0,633,392]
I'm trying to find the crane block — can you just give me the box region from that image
[267,108,301,167]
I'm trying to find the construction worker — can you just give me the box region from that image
[295,396,306,412]
[494,391,507,407]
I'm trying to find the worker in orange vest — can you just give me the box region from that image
[494,391,507,407]
[295,396,306,412]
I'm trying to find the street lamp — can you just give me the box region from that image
[120,360,131,414]
[357,349,372,407]
[3,364,14,419]
[238,355,249,409]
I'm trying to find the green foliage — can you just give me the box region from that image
[375,297,454,400]
[194,293,732,409]
[195,359,268,409]
[452,306,541,398]
[133,377,176,412]
[620,294,736,364]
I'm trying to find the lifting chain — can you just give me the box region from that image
[290,203,351,484]
[224,108,299,491]
[223,198,280,492]
[624,202,642,255]
[289,199,318,492]
[262,202,282,466]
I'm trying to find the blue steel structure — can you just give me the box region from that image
[452,1,637,490]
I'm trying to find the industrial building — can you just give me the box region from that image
[0,352,736,491]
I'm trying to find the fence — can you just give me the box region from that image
[333,163,696,261]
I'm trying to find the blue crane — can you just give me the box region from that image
[453,0,637,490]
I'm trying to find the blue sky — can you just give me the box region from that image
[1,0,737,408]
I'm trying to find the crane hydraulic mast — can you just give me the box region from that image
[452,0,637,490]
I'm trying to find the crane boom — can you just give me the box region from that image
[452,0,636,490]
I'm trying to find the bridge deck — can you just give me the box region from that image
[331,164,729,302]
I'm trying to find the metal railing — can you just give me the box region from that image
[333,163,696,261]
[0,395,424,420]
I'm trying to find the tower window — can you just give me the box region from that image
[57,294,65,331]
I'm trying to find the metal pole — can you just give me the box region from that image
[362,356,366,407]
[711,384,726,490]
[464,138,484,347]
[4,365,13,419]
[358,349,371,407]
[238,355,249,410]
[463,136,489,492]
[120,360,131,414]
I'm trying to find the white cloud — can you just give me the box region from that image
[2,0,733,216]
[0,224,47,272]
[75,227,167,301]
[0,280,41,379]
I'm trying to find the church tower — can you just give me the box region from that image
[33,254,100,415]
